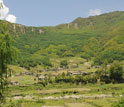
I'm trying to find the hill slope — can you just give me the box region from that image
[0,11,124,68]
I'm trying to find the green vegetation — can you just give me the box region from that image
[60,60,68,68]
[112,97,124,107]
[6,11,123,70]
[0,23,16,103]
[38,61,124,86]
[0,11,124,106]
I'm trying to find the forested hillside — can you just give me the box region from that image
[0,10,124,107]
[0,11,124,69]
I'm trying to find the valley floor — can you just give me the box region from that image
[2,60,124,107]
[3,74,124,107]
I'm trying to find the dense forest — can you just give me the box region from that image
[3,11,123,69]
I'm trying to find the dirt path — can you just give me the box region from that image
[65,103,93,107]
[40,94,113,100]
[41,106,64,107]
[12,94,118,100]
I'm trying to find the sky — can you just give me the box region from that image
[1,0,124,26]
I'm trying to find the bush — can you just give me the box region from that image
[112,97,124,107]
[60,60,68,68]
[109,61,124,83]
[42,57,52,67]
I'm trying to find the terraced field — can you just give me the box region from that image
[3,66,123,107]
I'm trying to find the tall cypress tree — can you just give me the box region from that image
[0,23,16,102]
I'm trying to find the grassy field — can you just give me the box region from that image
[2,59,123,107]
[4,76,124,107]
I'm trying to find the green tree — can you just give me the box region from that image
[0,25,16,102]
[42,57,52,67]
[112,96,124,107]
[81,53,91,61]
[109,61,124,83]
[60,60,68,68]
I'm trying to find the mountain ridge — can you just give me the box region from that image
[0,11,124,68]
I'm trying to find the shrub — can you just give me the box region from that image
[60,60,68,68]
[112,97,124,107]
[109,61,124,83]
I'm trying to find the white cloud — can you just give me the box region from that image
[0,1,9,19]
[89,9,102,16]
[0,0,3,3]
[0,0,16,23]
[6,14,16,23]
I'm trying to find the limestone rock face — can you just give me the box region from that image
[39,29,44,34]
